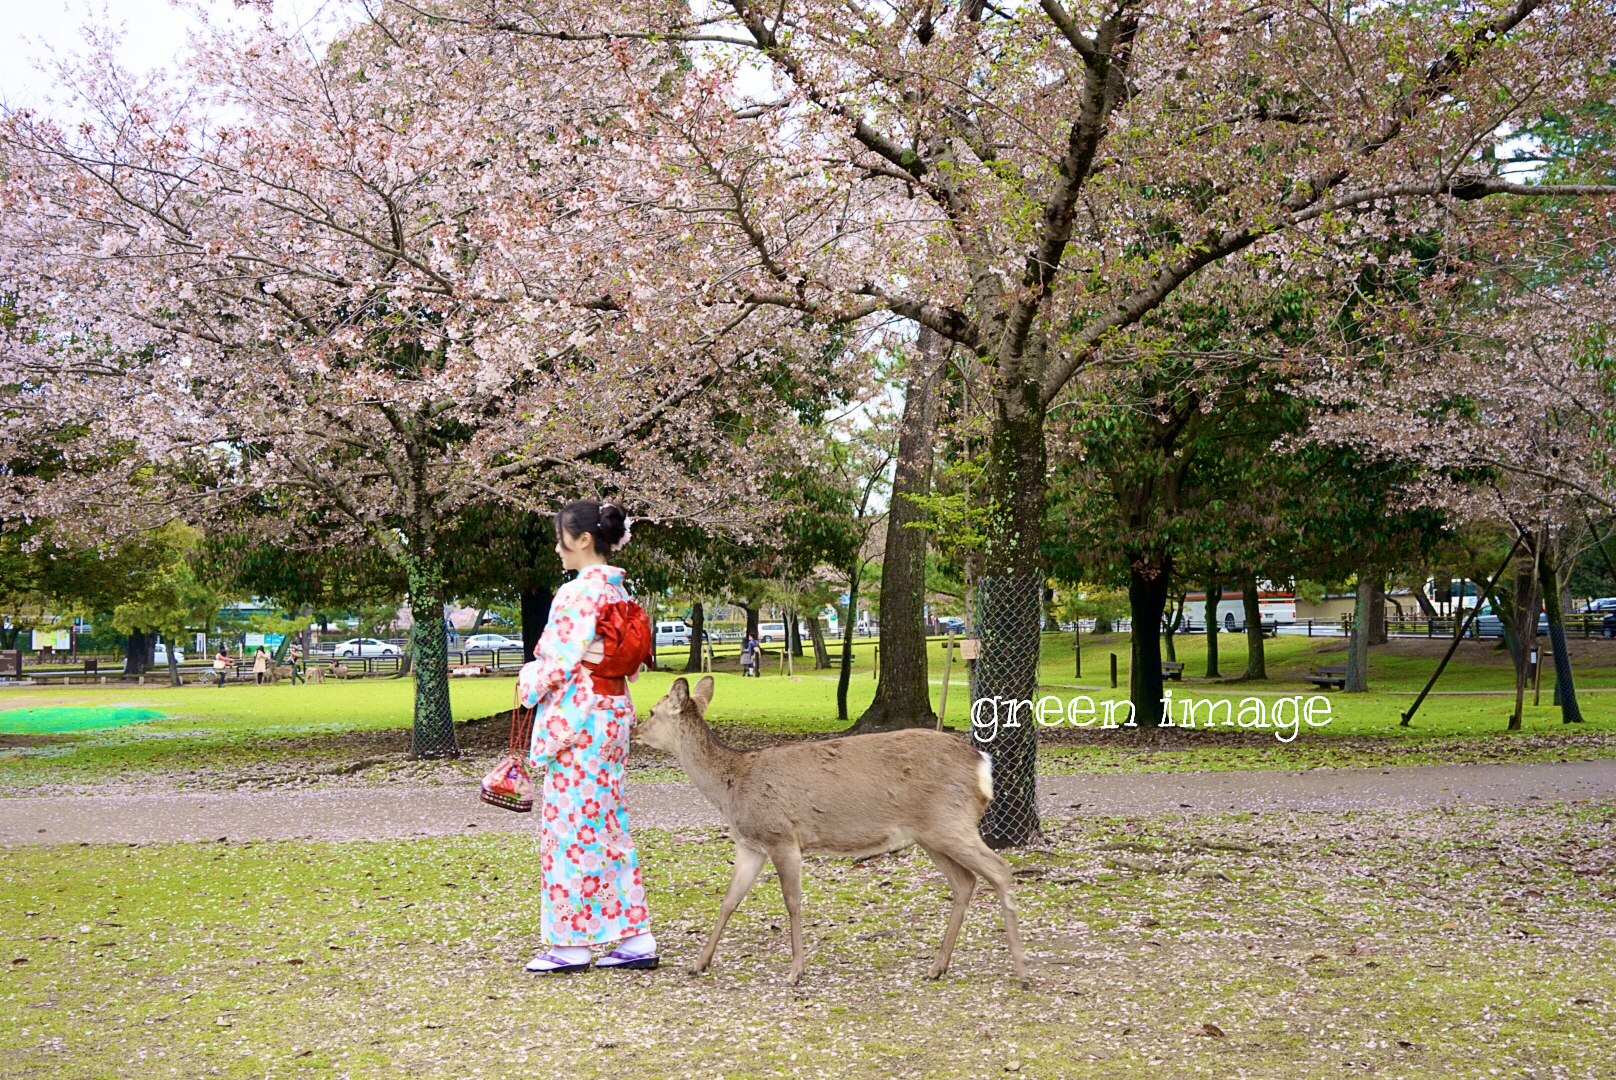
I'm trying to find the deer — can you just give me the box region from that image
[637,676,1029,987]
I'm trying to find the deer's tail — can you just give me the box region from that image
[976,750,994,803]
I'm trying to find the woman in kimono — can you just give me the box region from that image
[518,500,656,973]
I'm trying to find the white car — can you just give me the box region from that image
[152,644,185,665]
[655,621,691,646]
[462,634,522,651]
[334,638,400,658]
[758,622,787,643]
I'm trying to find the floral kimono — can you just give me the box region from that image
[517,563,650,946]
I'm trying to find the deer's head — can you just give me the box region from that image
[638,675,715,752]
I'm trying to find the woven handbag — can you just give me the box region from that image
[479,681,536,813]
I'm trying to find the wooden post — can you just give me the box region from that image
[1074,621,1081,678]
[937,632,954,729]
[872,644,878,679]
[1109,653,1118,689]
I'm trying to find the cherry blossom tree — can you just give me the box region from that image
[443,0,1616,842]
[0,9,823,755]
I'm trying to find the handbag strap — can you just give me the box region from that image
[509,678,536,758]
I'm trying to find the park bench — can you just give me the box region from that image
[1307,665,1347,690]
[1160,661,1185,681]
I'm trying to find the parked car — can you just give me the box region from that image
[758,621,787,643]
[939,616,967,635]
[152,644,185,665]
[462,633,521,652]
[1470,604,1548,638]
[655,621,691,647]
[1582,597,1616,614]
[1604,612,1616,639]
[333,638,400,658]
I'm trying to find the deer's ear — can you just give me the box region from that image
[692,675,715,712]
[669,678,690,703]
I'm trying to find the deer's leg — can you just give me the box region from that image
[954,842,1030,987]
[770,844,807,984]
[692,843,767,976]
[919,845,976,979]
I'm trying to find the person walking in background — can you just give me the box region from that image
[740,634,759,678]
[252,646,270,686]
[213,646,231,687]
[288,641,305,685]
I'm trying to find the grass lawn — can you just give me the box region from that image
[2,805,1612,1078]
[2,632,1615,791]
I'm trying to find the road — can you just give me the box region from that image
[2,759,1612,845]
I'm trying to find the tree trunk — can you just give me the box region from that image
[405,556,459,759]
[786,607,803,658]
[806,611,831,669]
[972,392,1047,848]
[1412,582,1439,619]
[836,569,862,721]
[1507,549,1540,730]
[1346,570,1373,693]
[742,604,759,641]
[855,330,944,732]
[1363,577,1387,645]
[166,634,181,686]
[1538,551,1583,724]
[123,629,154,676]
[1241,577,1266,680]
[684,601,706,674]
[1162,590,1184,663]
[1204,584,1222,678]
[1127,554,1172,727]
[521,582,554,664]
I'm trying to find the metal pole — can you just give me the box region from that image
[1401,536,1524,726]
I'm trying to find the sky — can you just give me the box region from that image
[0,0,341,112]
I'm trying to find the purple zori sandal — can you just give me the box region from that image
[525,951,591,974]
[594,948,659,970]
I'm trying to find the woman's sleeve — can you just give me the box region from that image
[516,584,597,710]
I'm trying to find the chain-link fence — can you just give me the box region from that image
[970,574,1044,848]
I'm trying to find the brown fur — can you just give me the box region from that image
[638,676,1029,987]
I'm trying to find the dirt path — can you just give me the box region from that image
[3,758,1613,845]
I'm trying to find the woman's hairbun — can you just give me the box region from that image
[556,499,628,554]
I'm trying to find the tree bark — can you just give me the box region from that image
[1162,590,1184,663]
[521,582,554,664]
[972,391,1047,848]
[166,634,181,686]
[123,629,154,676]
[1364,577,1387,645]
[1412,582,1439,619]
[1204,583,1222,678]
[683,601,706,674]
[742,603,759,641]
[805,610,831,669]
[836,569,862,721]
[855,329,945,732]
[1507,549,1540,730]
[1127,553,1172,726]
[405,555,458,759]
[786,607,803,658]
[1538,549,1583,724]
[1346,569,1373,693]
[1241,577,1267,680]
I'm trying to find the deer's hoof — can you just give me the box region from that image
[926,963,946,980]
[685,964,705,977]
[785,969,803,985]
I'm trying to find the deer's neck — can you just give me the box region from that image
[673,717,745,814]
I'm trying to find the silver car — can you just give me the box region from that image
[334,637,400,658]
